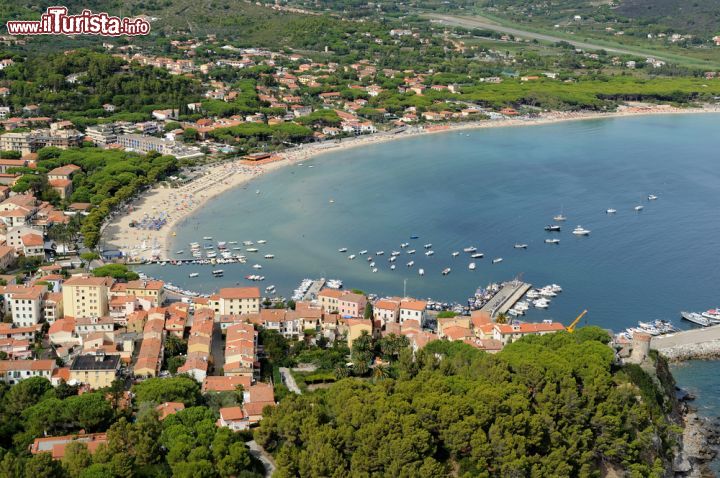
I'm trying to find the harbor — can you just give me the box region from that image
[478,281,533,318]
[651,325,720,361]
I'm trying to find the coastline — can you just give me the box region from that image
[102,103,720,261]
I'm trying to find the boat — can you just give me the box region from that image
[544,225,561,232]
[701,309,720,323]
[391,251,401,256]
[468,262,476,270]
[606,209,617,214]
[367,256,373,262]
[203,236,213,240]
[572,226,591,236]
[390,264,396,270]
[348,254,356,260]
[176,250,184,254]
[257,240,267,244]
[471,253,484,259]
[648,194,658,201]
[400,243,409,248]
[545,239,560,244]
[206,252,217,258]
[451,251,460,257]
[212,269,224,276]
[388,256,397,263]
[359,250,368,255]
[514,244,528,249]
[252,264,262,269]
[635,205,644,211]
[681,311,710,327]
[425,250,434,256]
[424,244,432,249]
[369,262,375,267]
[246,248,258,252]
[265,285,276,292]
[406,261,415,267]
[533,298,550,309]
[228,241,238,244]
[372,268,378,273]
[410,235,419,239]
[264,254,274,259]
[442,268,451,275]
[338,247,348,252]
[407,249,416,254]
[463,247,477,253]
[376,251,384,256]
[243,241,254,246]
[327,279,343,289]
[418,268,424,276]
[189,272,199,278]
[329,199,335,203]
[526,290,540,299]
[256,190,260,194]
[492,258,503,264]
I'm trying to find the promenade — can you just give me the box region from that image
[651,325,720,361]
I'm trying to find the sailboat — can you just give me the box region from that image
[553,205,567,222]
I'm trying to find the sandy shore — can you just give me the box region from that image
[102,104,720,261]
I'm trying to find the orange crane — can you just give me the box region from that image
[567,309,588,333]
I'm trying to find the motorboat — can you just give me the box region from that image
[410,235,419,239]
[391,251,401,256]
[442,268,451,275]
[544,225,561,232]
[526,290,540,299]
[388,256,397,263]
[424,244,432,249]
[203,236,213,240]
[264,254,274,259]
[468,262,476,270]
[451,251,460,257]
[471,253,484,259]
[553,214,567,222]
[407,249,416,254]
[648,195,658,201]
[635,205,644,211]
[367,256,373,262]
[243,241,254,246]
[339,247,348,252]
[406,261,415,267]
[348,254,356,260]
[418,268,424,276]
[514,244,528,249]
[390,264,396,270]
[359,250,368,255]
[545,239,560,244]
[252,264,262,269]
[492,258,503,264]
[176,250,184,254]
[572,226,591,236]
[212,269,224,276]
[369,262,375,267]
[189,272,199,278]
[372,268,378,273]
[425,250,434,256]
[463,247,477,253]
[376,251,384,256]
[246,248,258,252]
[533,298,550,309]
[606,209,617,214]
[681,311,710,327]
[701,309,720,323]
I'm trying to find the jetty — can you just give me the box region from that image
[650,324,720,361]
[478,280,532,318]
[302,279,326,301]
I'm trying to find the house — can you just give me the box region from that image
[8,284,46,327]
[0,323,40,343]
[202,375,252,393]
[123,280,165,307]
[42,291,64,323]
[62,275,114,319]
[346,318,373,348]
[318,289,367,318]
[492,321,566,346]
[151,109,178,121]
[224,323,257,378]
[0,359,56,384]
[75,316,114,337]
[20,232,45,258]
[214,287,260,316]
[156,402,185,420]
[399,299,427,327]
[31,433,107,460]
[242,382,275,425]
[48,317,79,347]
[218,406,248,431]
[373,298,401,326]
[69,352,121,389]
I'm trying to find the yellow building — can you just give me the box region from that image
[124,280,165,307]
[69,352,121,389]
[346,318,373,348]
[215,287,260,316]
[62,275,114,319]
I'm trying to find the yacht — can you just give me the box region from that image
[388,256,397,263]
[391,251,401,256]
[533,298,550,309]
[369,262,375,267]
[189,272,199,278]
[545,238,560,244]
[463,246,477,253]
[376,251,384,256]
[425,250,434,256]
[338,247,348,253]
[407,261,415,267]
[359,250,368,255]
[539,287,557,297]
[407,249,416,254]
[264,254,274,259]
[635,205,644,211]
[451,251,460,257]
[648,194,658,201]
[442,268,451,275]
[418,268,424,276]
[203,236,213,240]
[681,311,710,327]
[400,243,409,248]
[252,264,262,269]
[572,226,591,236]
[553,214,567,222]
[257,240,267,244]
[246,248,258,252]
[468,262,476,270]
[265,285,276,292]
[471,253,484,259]
[514,244,528,249]
[526,290,540,299]
[424,244,432,249]
[544,225,561,232]
[492,258,503,264]
[348,254,356,260]
[606,209,617,214]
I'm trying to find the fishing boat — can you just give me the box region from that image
[492,258,503,264]
[471,253,484,259]
[189,272,199,278]
[544,225,561,232]
[418,268,424,276]
[463,246,477,253]
[681,311,710,327]
[442,268,451,276]
[572,226,591,236]
[451,251,460,257]
[514,244,528,249]
[425,250,434,256]
[338,247,348,253]
[606,209,617,214]
[545,239,560,244]
[468,262,476,270]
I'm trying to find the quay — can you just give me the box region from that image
[302,279,326,301]
[479,281,532,318]
[651,324,720,361]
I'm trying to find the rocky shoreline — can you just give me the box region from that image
[674,407,720,477]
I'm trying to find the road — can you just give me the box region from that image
[278,367,302,394]
[428,14,651,57]
[246,440,276,478]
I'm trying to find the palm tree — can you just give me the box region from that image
[334,364,349,380]
[496,313,509,325]
[372,364,390,382]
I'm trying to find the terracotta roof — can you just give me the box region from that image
[64,275,113,287]
[49,318,76,335]
[47,164,81,177]
[202,375,252,392]
[0,359,55,372]
[218,287,260,300]
[243,401,274,417]
[156,402,185,420]
[443,326,472,341]
[220,406,245,421]
[400,299,427,311]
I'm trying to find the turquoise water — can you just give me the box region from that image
[142,114,720,331]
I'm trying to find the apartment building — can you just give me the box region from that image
[62,275,114,318]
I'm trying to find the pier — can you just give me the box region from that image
[651,325,720,361]
[302,279,325,301]
[478,281,532,318]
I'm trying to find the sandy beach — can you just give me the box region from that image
[102,103,720,261]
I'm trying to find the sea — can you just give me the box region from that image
[139,113,720,439]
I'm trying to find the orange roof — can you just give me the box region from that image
[248,382,274,403]
[48,179,72,188]
[220,406,245,421]
[443,326,472,341]
[52,367,70,382]
[374,299,401,310]
[243,401,274,417]
[47,164,81,177]
[203,375,252,392]
[156,401,185,420]
[400,299,427,311]
[64,276,113,287]
[49,318,76,335]
[126,279,164,291]
[20,233,43,247]
[218,287,260,300]
[318,288,344,299]
[0,359,55,372]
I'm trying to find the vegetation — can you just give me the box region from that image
[91,264,139,281]
[256,328,675,477]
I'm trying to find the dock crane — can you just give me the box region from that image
[567,310,588,333]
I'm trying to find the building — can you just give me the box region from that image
[218,406,248,431]
[202,375,252,393]
[20,232,45,258]
[62,275,114,319]
[373,298,401,326]
[123,280,165,307]
[156,401,185,420]
[0,359,55,384]
[69,352,121,389]
[31,433,107,460]
[318,289,367,318]
[346,318,373,347]
[74,316,114,336]
[8,285,46,327]
[214,287,261,316]
[492,321,566,347]
[399,299,428,326]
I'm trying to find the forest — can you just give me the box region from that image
[255,327,676,477]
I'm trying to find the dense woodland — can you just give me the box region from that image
[256,328,677,477]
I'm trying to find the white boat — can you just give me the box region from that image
[247,248,258,252]
[545,239,560,244]
[418,268,424,275]
[369,262,375,267]
[348,254,356,260]
[338,247,348,252]
[572,226,591,236]
[252,264,262,269]
[553,214,567,222]
[424,244,432,249]
[526,290,540,299]
[407,261,415,267]
[471,253,484,259]
[243,241,254,246]
[203,236,213,240]
[451,251,460,257]
[442,268,451,275]
[492,258,503,264]
[468,262,476,270]
[391,251,401,256]
[533,298,550,309]
[635,205,644,211]
[463,247,477,253]
[407,249,416,254]
[257,240,267,244]
[189,272,199,278]
[367,256,373,262]
[539,287,557,297]
[514,244,528,249]
[176,250,184,254]
[648,195,658,201]
[376,251,384,256]
[228,241,238,244]
[372,268,378,273]
[400,243,409,248]
[681,312,710,327]
[425,250,434,256]
[264,254,274,259]
[606,209,617,214]
[390,264,396,270]
[359,250,368,255]
[265,285,275,292]
[388,256,397,263]
[212,269,224,275]
[207,252,217,258]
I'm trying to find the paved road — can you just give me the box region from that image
[428,14,648,57]
[651,324,720,349]
[279,367,302,394]
[246,440,276,478]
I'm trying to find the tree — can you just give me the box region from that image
[62,442,92,478]
[91,264,139,281]
[132,377,201,406]
[24,452,65,478]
